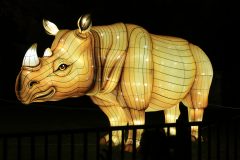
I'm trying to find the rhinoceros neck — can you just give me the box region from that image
[91,23,128,62]
[87,23,128,95]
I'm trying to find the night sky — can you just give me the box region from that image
[0,0,239,133]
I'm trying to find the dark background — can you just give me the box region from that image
[0,0,239,133]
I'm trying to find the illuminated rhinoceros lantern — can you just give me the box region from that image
[16,14,213,151]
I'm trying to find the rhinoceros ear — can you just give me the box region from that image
[42,19,59,36]
[77,14,92,34]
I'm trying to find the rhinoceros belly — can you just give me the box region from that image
[147,35,196,111]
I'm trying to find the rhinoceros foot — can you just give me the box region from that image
[99,135,121,146]
[100,137,107,145]
[124,144,133,152]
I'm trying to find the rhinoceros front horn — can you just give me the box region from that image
[22,43,40,67]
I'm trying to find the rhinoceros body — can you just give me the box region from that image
[16,15,213,151]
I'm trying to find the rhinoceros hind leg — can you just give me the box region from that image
[182,44,213,139]
[182,86,211,139]
[182,93,205,139]
[164,104,180,135]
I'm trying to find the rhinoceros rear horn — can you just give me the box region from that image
[43,48,53,57]
[42,19,59,36]
[77,14,92,33]
[22,43,40,67]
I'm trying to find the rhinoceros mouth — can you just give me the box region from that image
[32,87,56,102]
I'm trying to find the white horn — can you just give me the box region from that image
[43,48,53,57]
[22,43,40,67]
[42,19,59,36]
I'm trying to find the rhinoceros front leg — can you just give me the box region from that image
[99,105,128,146]
[123,108,145,152]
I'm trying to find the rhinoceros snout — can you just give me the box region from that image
[15,71,39,102]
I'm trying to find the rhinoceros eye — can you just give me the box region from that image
[58,64,68,71]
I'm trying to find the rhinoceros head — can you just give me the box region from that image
[15,14,96,104]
